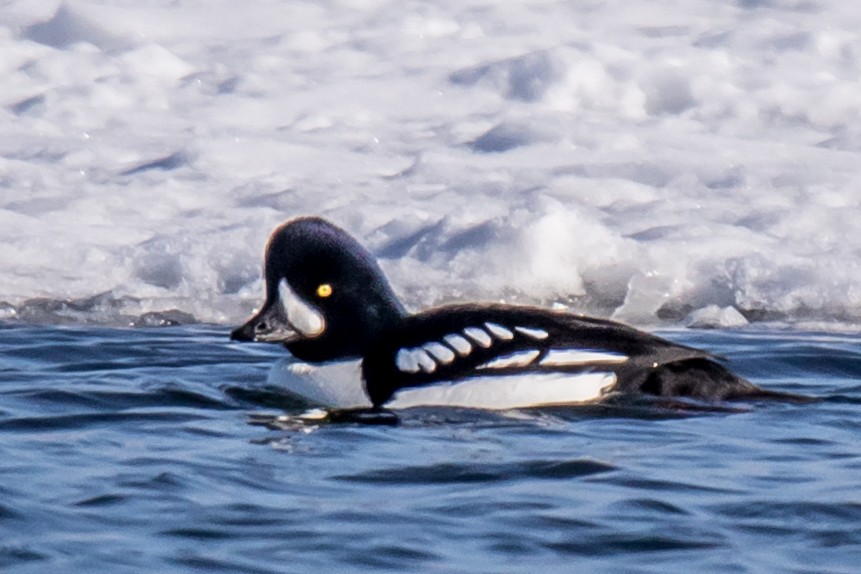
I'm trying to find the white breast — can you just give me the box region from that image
[268,358,617,411]
[267,359,372,409]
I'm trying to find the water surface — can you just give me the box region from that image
[1,324,859,573]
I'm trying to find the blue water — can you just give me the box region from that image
[1,323,860,573]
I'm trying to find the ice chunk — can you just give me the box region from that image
[684,306,749,329]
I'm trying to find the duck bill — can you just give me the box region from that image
[232,279,326,344]
[230,302,302,344]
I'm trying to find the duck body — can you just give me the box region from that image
[360,303,770,408]
[231,217,788,410]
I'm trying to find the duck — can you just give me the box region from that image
[231,216,793,410]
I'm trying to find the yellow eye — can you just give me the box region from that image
[316,283,333,298]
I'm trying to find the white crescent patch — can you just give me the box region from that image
[279,279,325,337]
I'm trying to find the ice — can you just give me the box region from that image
[684,305,749,329]
[24,4,127,51]
[1,1,861,329]
[450,51,561,103]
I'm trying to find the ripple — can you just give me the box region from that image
[545,533,723,556]
[7,386,233,412]
[0,411,208,431]
[714,501,861,523]
[614,497,691,516]
[335,458,617,485]
[605,475,743,495]
[0,505,21,520]
[161,527,234,540]
[73,494,128,508]
[0,546,48,568]
[350,544,440,570]
[173,554,277,574]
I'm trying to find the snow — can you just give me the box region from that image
[1,0,860,328]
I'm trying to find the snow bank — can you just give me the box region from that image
[1,1,860,328]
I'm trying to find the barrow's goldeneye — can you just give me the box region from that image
[231,216,793,410]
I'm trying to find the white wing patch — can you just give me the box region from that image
[515,326,549,340]
[443,334,472,356]
[395,348,421,373]
[395,348,439,373]
[463,327,492,348]
[478,350,540,370]
[415,350,437,373]
[423,342,455,364]
[394,321,584,375]
[540,349,629,366]
[484,322,514,340]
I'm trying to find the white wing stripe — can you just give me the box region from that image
[484,322,514,340]
[540,349,629,366]
[463,327,492,348]
[423,342,456,364]
[478,350,540,370]
[415,350,437,373]
[443,334,472,356]
[515,326,549,340]
[395,348,421,373]
[397,323,567,375]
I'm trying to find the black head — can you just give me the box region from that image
[230,217,406,362]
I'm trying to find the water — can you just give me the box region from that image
[2,323,860,573]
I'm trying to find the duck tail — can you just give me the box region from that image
[639,358,813,402]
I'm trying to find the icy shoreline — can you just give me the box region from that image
[2,1,860,328]
[3,290,861,333]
